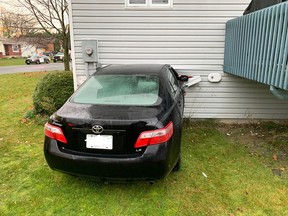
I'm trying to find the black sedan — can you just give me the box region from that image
[44,64,189,181]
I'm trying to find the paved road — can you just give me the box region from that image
[0,63,65,74]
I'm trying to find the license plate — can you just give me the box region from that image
[86,134,113,150]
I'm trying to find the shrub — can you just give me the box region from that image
[33,71,74,115]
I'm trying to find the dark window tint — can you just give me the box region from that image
[167,69,179,96]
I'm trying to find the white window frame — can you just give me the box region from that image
[12,44,19,52]
[126,0,173,8]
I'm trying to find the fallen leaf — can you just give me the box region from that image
[202,172,208,178]
[237,207,243,212]
[273,154,278,161]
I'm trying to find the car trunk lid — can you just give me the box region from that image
[53,103,165,156]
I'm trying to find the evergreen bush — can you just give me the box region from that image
[33,71,74,115]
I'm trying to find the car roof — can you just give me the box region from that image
[96,64,169,76]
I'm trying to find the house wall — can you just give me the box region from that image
[21,43,36,57]
[0,41,4,58]
[46,43,55,52]
[69,0,288,120]
[4,44,22,57]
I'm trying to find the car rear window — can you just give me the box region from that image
[72,75,160,105]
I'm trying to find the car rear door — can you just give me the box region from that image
[161,67,183,163]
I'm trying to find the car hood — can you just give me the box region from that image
[55,102,167,122]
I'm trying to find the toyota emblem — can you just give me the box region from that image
[92,125,104,134]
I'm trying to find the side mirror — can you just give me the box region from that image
[179,75,189,82]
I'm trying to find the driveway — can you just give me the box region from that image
[0,63,66,75]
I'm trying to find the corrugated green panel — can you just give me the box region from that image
[224,2,288,90]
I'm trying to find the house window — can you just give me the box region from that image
[126,0,173,7]
[129,0,146,4]
[12,44,19,52]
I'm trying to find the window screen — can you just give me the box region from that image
[152,0,168,4]
[12,44,19,52]
[127,0,172,7]
[129,0,146,4]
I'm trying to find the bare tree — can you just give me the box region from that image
[0,9,15,38]
[0,7,38,38]
[18,0,70,71]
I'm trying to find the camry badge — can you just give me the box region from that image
[92,125,104,134]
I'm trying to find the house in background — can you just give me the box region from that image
[0,39,4,58]
[0,36,58,58]
[68,0,288,120]
[0,38,22,58]
[20,37,56,57]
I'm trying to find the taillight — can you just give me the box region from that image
[44,122,67,144]
[134,121,173,148]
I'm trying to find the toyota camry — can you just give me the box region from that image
[44,64,189,181]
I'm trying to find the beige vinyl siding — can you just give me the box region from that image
[69,0,288,120]
[186,75,288,119]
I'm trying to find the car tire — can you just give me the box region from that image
[25,61,30,65]
[36,60,40,64]
[53,59,57,63]
[45,60,49,64]
[172,157,181,171]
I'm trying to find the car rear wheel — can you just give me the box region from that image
[25,61,30,65]
[36,60,40,64]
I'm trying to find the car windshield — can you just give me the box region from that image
[31,54,39,58]
[72,74,160,105]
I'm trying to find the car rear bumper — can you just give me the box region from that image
[44,138,173,180]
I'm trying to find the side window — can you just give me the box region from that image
[167,69,179,97]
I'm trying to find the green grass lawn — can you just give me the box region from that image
[0,72,288,215]
[0,57,26,66]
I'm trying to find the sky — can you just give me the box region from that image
[0,0,21,11]
[0,0,18,4]
[0,0,28,12]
